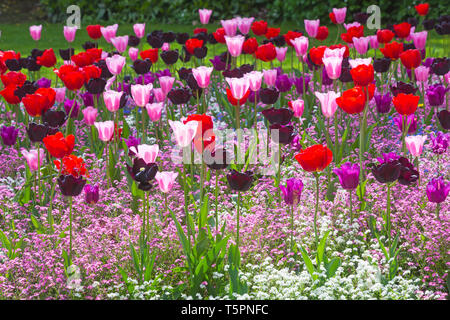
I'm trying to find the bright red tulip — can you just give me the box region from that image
[380,41,403,60]
[22,88,56,117]
[350,64,374,87]
[251,20,268,36]
[309,46,327,65]
[194,28,208,35]
[393,22,411,39]
[399,49,422,69]
[185,39,203,55]
[255,43,277,62]
[61,70,85,91]
[243,37,258,54]
[43,132,75,159]
[341,26,364,44]
[336,87,367,114]
[36,48,57,68]
[140,48,159,63]
[392,93,420,115]
[329,12,337,24]
[71,52,95,67]
[377,29,395,44]
[213,28,226,44]
[284,31,303,47]
[295,144,333,172]
[82,65,102,82]
[1,71,26,87]
[265,27,280,39]
[0,85,20,104]
[415,3,429,16]
[315,26,329,41]
[86,25,103,40]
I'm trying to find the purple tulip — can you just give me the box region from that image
[84,184,100,204]
[275,74,293,92]
[293,75,311,95]
[394,114,417,134]
[279,178,304,205]
[430,131,449,155]
[64,98,80,118]
[36,77,51,88]
[333,162,360,190]
[80,92,94,107]
[321,67,333,86]
[426,84,447,107]
[210,55,227,71]
[0,125,19,146]
[426,176,450,204]
[374,92,392,113]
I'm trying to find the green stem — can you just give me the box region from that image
[69,196,73,261]
[349,191,353,224]
[314,173,319,249]
[386,183,391,247]
[290,204,294,252]
[236,191,241,248]
[215,170,219,237]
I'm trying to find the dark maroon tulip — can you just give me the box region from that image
[31,49,44,59]
[223,68,244,78]
[42,110,67,128]
[403,42,415,51]
[187,73,201,90]
[371,160,402,184]
[397,157,419,186]
[94,60,113,79]
[180,47,192,62]
[435,22,450,35]
[374,58,391,73]
[85,78,106,94]
[59,48,74,61]
[239,64,254,74]
[248,90,259,104]
[177,67,192,80]
[194,46,208,59]
[407,17,418,27]
[259,87,280,105]
[161,50,179,65]
[58,174,86,197]
[14,81,38,100]
[354,12,369,24]
[390,81,418,96]
[126,158,158,191]
[423,19,436,30]
[205,147,231,170]
[272,35,286,47]
[168,88,191,105]
[0,125,19,146]
[22,56,41,71]
[132,59,152,75]
[227,170,254,192]
[339,66,353,83]
[194,33,207,43]
[27,122,48,143]
[437,110,450,130]
[262,107,294,125]
[207,33,218,44]
[147,35,164,48]
[5,59,21,71]
[162,31,176,43]
[84,184,99,204]
[431,58,449,75]
[269,124,295,144]
[128,35,140,47]
[220,51,232,64]
[82,41,97,50]
[176,32,189,45]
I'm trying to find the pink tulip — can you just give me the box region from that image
[304,19,320,38]
[226,77,250,100]
[29,25,42,41]
[133,23,145,38]
[63,26,77,43]
[106,54,126,75]
[128,47,139,61]
[411,31,427,50]
[405,26,416,42]
[405,135,427,157]
[94,121,115,142]
[353,36,369,55]
[415,66,429,82]
[323,47,346,59]
[368,35,379,49]
[155,171,178,193]
[159,76,175,95]
[323,56,343,80]
[21,148,45,171]
[199,9,212,24]
[130,144,159,164]
[146,102,164,122]
[103,90,123,112]
[289,99,304,118]
[291,36,309,57]
[445,71,450,84]
[153,88,166,102]
[245,71,263,92]
[168,120,199,148]
[131,84,153,107]
[224,35,245,57]
[275,47,288,62]
[315,91,340,118]
[54,87,66,103]
[221,19,238,36]
[349,58,372,68]
[105,76,116,91]
[192,66,213,88]
[343,22,361,30]
[332,8,347,24]
[82,106,98,125]
[237,17,254,35]
[262,69,277,87]
[100,24,118,43]
[111,36,128,53]
[162,42,170,51]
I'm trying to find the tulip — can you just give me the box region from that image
[275,74,292,92]
[275,47,288,62]
[153,88,166,103]
[336,87,366,114]
[397,157,419,186]
[192,66,213,89]
[111,36,129,53]
[353,36,369,55]
[54,87,66,103]
[368,35,379,49]
[393,93,420,115]
[322,56,343,80]
[291,36,309,57]
[332,8,347,24]
[399,49,422,69]
[58,174,86,198]
[100,24,118,43]
[293,76,311,95]
[238,17,254,35]
[94,121,115,142]
[131,84,153,107]
[158,76,175,95]
[103,90,123,112]
[373,58,391,73]
[27,123,49,143]
[415,3,430,16]
[259,88,279,105]
[168,88,191,105]
[348,58,373,69]
[84,184,99,204]
[36,77,52,88]
[426,84,447,106]
[42,110,67,129]
[437,110,450,130]
[304,19,320,38]
[431,58,450,76]
[380,41,404,60]
[426,176,450,218]
[226,77,250,100]
[1,125,19,146]
[155,171,178,193]
[43,132,75,159]
[224,35,245,57]
[394,22,412,39]
[133,23,145,38]
[29,25,42,41]
[146,102,164,122]
[245,71,263,92]
[262,69,277,87]
[130,144,159,164]
[63,26,77,43]
[411,31,427,50]
[261,107,293,125]
[127,158,158,191]
[414,66,429,82]
[390,81,418,96]
[315,91,340,118]
[21,148,45,171]
[374,92,392,114]
[168,120,198,148]
[105,54,126,75]
[430,131,449,155]
[405,135,427,157]
[221,19,238,36]
[82,106,98,125]
[394,114,417,134]
[132,59,151,75]
[63,98,80,118]
[333,162,360,190]
[199,9,212,24]
[205,148,230,171]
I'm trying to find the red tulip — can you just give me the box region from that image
[86,48,102,62]
[0,50,21,74]
[255,43,277,62]
[71,52,95,67]
[350,64,374,87]
[393,22,411,39]
[43,132,75,159]
[355,83,376,101]
[36,48,57,68]
[376,29,395,44]
[22,87,56,117]
[0,85,20,104]
[315,26,329,41]
[309,46,327,65]
[213,28,226,44]
[82,65,102,82]
[336,87,367,114]
[329,12,337,24]
[183,114,215,153]
[265,27,280,39]
[415,3,429,16]
[341,26,364,44]
[251,20,268,36]
[226,88,250,106]
[392,93,420,115]
[380,41,403,60]
[86,25,103,40]
[54,154,88,178]
[284,31,303,47]
[1,71,26,87]
[140,48,159,63]
[295,144,333,172]
[194,28,208,35]
[61,70,85,91]
[185,39,203,55]
[243,37,258,54]
[399,49,421,69]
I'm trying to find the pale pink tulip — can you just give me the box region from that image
[368,35,379,49]
[332,8,347,24]
[63,26,77,42]
[155,171,178,193]
[353,36,369,55]
[133,23,145,38]
[405,26,416,42]
[411,31,427,50]
[94,121,115,142]
[192,66,213,88]
[323,47,346,59]
[199,9,212,24]
[225,35,245,57]
[130,144,159,164]
[162,42,170,51]
[100,24,118,43]
[226,77,250,100]
[343,22,361,30]
[131,84,153,107]
[237,17,254,35]
[405,135,427,157]
[289,99,304,117]
[21,148,45,171]
[291,36,309,57]
[245,71,263,92]
[153,88,166,102]
[221,19,238,36]
[54,87,66,103]
[106,54,126,75]
[111,36,129,53]
[103,90,123,112]
[262,69,277,87]
[315,91,340,118]
[415,66,429,82]
[146,102,164,122]
[275,47,288,62]
[82,106,98,125]
[128,47,139,61]
[304,19,320,38]
[349,58,372,68]
[29,25,42,41]
[168,120,199,148]
[159,76,175,95]
[323,56,343,79]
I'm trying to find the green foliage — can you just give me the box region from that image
[39,0,445,25]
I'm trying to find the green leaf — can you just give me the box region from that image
[326,258,341,278]
[316,231,330,266]
[299,245,317,280]
[198,197,209,229]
